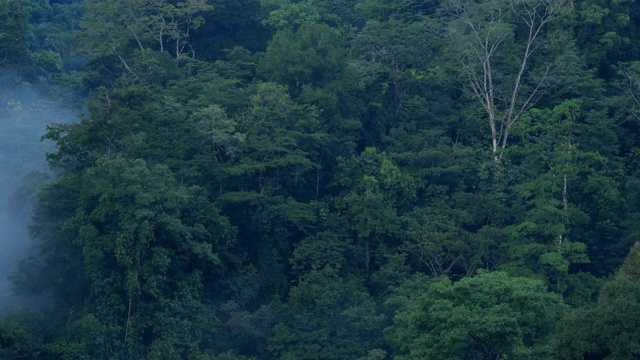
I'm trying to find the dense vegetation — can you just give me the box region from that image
[2,0,640,358]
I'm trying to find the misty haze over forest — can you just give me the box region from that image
[0,74,74,310]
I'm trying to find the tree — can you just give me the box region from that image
[0,310,44,360]
[0,0,32,74]
[258,23,347,96]
[260,0,358,31]
[192,104,246,163]
[447,0,570,160]
[188,0,269,62]
[333,147,416,273]
[390,271,565,359]
[260,0,322,30]
[258,21,362,161]
[351,19,439,145]
[268,267,385,360]
[79,0,214,82]
[225,81,326,198]
[14,158,235,358]
[505,100,591,294]
[556,242,640,359]
[570,0,640,78]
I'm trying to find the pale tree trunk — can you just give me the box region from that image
[619,64,640,124]
[451,0,567,161]
[110,44,145,86]
[557,131,572,301]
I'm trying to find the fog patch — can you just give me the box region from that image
[0,73,75,311]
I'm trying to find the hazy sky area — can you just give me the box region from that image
[0,74,74,311]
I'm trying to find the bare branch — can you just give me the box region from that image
[449,0,569,161]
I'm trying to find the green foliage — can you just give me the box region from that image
[0,0,32,74]
[0,310,44,360]
[391,271,566,360]
[193,104,246,160]
[556,243,640,359]
[219,81,327,198]
[504,100,614,289]
[80,0,213,60]
[261,0,322,30]
[268,267,385,359]
[30,0,85,74]
[15,158,235,358]
[351,18,445,147]
[5,0,640,358]
[570,0,640,77]
[332,148,419,273]
[189,0,269,62]
[260,0,356,31]
[258,23,347,95]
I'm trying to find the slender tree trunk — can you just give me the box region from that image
[453,0,566,161]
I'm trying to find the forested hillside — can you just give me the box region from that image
[1,0,640,359]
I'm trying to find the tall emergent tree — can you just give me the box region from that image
[447,0,570,160]
[80,0,214,82]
